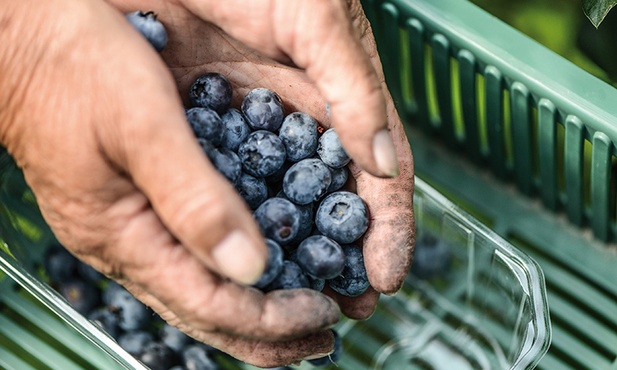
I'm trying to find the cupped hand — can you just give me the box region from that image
[0,0,414,367]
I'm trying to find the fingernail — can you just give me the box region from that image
[373,129,399,177]
[212,231,266,285]
[302,351,334,361]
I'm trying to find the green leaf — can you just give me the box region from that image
[583,0,617,28]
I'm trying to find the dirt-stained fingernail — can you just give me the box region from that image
[212,231,266,285]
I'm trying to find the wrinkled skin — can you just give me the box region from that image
[0,0,415,367]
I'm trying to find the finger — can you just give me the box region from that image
[351,117,415,294]
[178,0,398,177]
[322,285,380,320]
[86,205,340,342]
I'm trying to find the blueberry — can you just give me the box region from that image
[209,147,242,185]
[282,158,331,205]
[186,108,225,146]
[328,245,369,297]
[278,112,319,162]
[295,235,345,280]
[43,245,78,284]
[308,276,326,292]
[181,344,220,370]
[308,330,343,367]
[160,324,194,353]
[317,128,350,169]
[327,166,349,193]
[189,73,233,114]
[276,191,314,244]
[410,232,453,280]
[315,191,369,244]
[238,130,287,178]
[138,342,180,370]
[118,331,155,356]
[125,11,168,52]
[264,260,310,291]
[253,239,285,289]
[59,280,100,315]
[254,198,300,246]
[241,88,285,132]
[220,108,251,152]
[88,306,121,339]
[102,281,125,306]
[108,286,151,331]
[235,172,269,210]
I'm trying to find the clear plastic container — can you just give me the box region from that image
[0,149,551,370]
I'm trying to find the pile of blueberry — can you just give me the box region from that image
[42,10,377,370]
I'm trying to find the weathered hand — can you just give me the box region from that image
[0,0,414,367]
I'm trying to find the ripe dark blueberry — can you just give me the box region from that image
[253,239,285,289]
[238,130,287,178]
[209,147,242,185]
[118,331,155,356]
[410,232,453,280]
[181,344,220,370]
[189,73,233,114]
[59,280,100,315]
[328,244,369,297]
[308,330,343,367]
[138,342,180,370]
[88,306,121,339]
[278,112,319,162]
[220,108,251,152]
[235,172,269,210]
[241,88,285,132]
[108,286,151,331]
[296,235,345,280]
[125,11,168,52]
[43,245,78,284]
[327,166,349,193]
[315,191,369,244]
[282,158,331,205]
[317,128,350,169]
[254,198,300,246]
[264,260,310,291]
[186,108,225,146]
[160,324,194,353]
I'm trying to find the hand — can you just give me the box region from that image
[0,0,414,367]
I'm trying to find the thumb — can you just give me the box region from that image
[98,65,267,285]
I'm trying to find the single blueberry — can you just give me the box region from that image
[125,11,168,52]
[315,191,369,244]
[43,245,78,284]
[317,128,350,169]
[186,108,225,146]
[327,166,349,193]
[410,232,453,280]
[189,73,233,114]
[181,344,221,370]
[59,280,101,315]
[254,198,300,246]
[138,342,180,370]
[308,330,343,367]
[210,147,242,185]
[278,112,319,162]
[283,158,332,205]
[241,88,285,132]
[295,235,345,280]
[102,281,125,306]
[238,130,286,178]
[108,286,151,331]
[160,324,194,353]
[264,260,310,291]
[88,306,121,339]
[328,244,369,297]
[118,331,155,356]
[253,239,285,289]
[220,108,251,152]
[235,172,269,210]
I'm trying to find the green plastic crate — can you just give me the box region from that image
[362,0,617,369]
